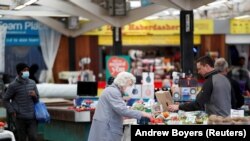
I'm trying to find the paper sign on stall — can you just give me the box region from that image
[142,84,154,99]
[142,72,154,85]
[128,84,142,99]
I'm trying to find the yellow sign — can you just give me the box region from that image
[126,20,180,35]
[230,19,250,34]
[194,20,214,34]
[99,35,201,46]
[84,19,214,35]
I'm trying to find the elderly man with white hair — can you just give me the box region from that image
[214,57,244,109]
[88,71,152,141]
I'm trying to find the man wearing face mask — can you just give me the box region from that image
[88,71,152,141]
[3,63,39,141]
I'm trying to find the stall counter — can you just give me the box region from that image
[39,106,94,141]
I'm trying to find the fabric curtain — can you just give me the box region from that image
[0,26,7,73]
[38,25,61,83]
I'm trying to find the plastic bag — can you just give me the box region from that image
[34,101,50,123]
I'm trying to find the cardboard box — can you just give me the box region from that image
[155,91,174,112]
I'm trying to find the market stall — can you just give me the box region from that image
[36,83,98,141]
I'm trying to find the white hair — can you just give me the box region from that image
[113,71,136,88]
[214,57,228,72]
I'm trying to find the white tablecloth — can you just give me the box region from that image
[0,130,16,141]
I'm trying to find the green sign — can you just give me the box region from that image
[105,55,131,82]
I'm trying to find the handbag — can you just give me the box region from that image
[34,101,50,123]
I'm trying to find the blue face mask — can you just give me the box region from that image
[22,71,30,79]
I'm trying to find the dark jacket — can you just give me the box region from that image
[179,70,231,117]
[3,77,39,119]
[228,76,244,109]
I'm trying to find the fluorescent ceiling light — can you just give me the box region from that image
[198,5,208,10]
[172,10,180,15]
[145,16,158,20]
[130,1,141,8]
[14,5,26,10]
[231,0,244,3]
[208,0,227,6]
[14,0,38,10]
[24,0,38,6]
[79,17,89,21]
[163,11,170,15]
[234,15,250,19]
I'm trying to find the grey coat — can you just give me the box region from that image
[88,84,142,141]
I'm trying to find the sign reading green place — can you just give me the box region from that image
[105,55,130,81]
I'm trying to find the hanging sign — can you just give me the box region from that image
[99,35,201,46]
[230,19,250,34]
[85,19,214,35]
[0,20,40,46]
[105,55,130,82]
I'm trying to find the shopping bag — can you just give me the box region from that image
[34,101,50,123]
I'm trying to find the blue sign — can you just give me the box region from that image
[0,20,39,35]
[6,35,40,46]
[0,20,40,46]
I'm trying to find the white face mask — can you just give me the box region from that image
[124,86,133,96]
[22,71,30,79]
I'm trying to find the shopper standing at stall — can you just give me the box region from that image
[88,71,152,141]
[214,57,244,109]
[168,56,232,117]
[3,63,39,141]
[228,56,250,95]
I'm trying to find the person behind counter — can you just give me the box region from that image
[88,71,152,141]
[214,57,244,109]
[3,63,39,141]
[168,55,232,117]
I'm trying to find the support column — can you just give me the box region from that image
[112,26,122,55]
[180,10,194,75]
[68,37,76,71]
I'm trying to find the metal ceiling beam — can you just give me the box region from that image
[152,0,215,10]
[151,0,183,9]
[190,0,216,9]
[71,22,105,37]
[70,0,120,27]
[37,0,103,22]
[31,16,72,36]
[32,17,105,37]
[0,9,69,17]
[120,4,168,27]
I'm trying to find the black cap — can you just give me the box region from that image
[16,63,29,75]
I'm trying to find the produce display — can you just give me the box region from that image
[130,99,249,125]
[131,99,210,125]
[0,122,5,127]
[131,100,146,111]
[148,111,208,125]
[207,115,250,125]
[68,99,95,112]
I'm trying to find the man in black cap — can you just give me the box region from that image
[3,63,39,141]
